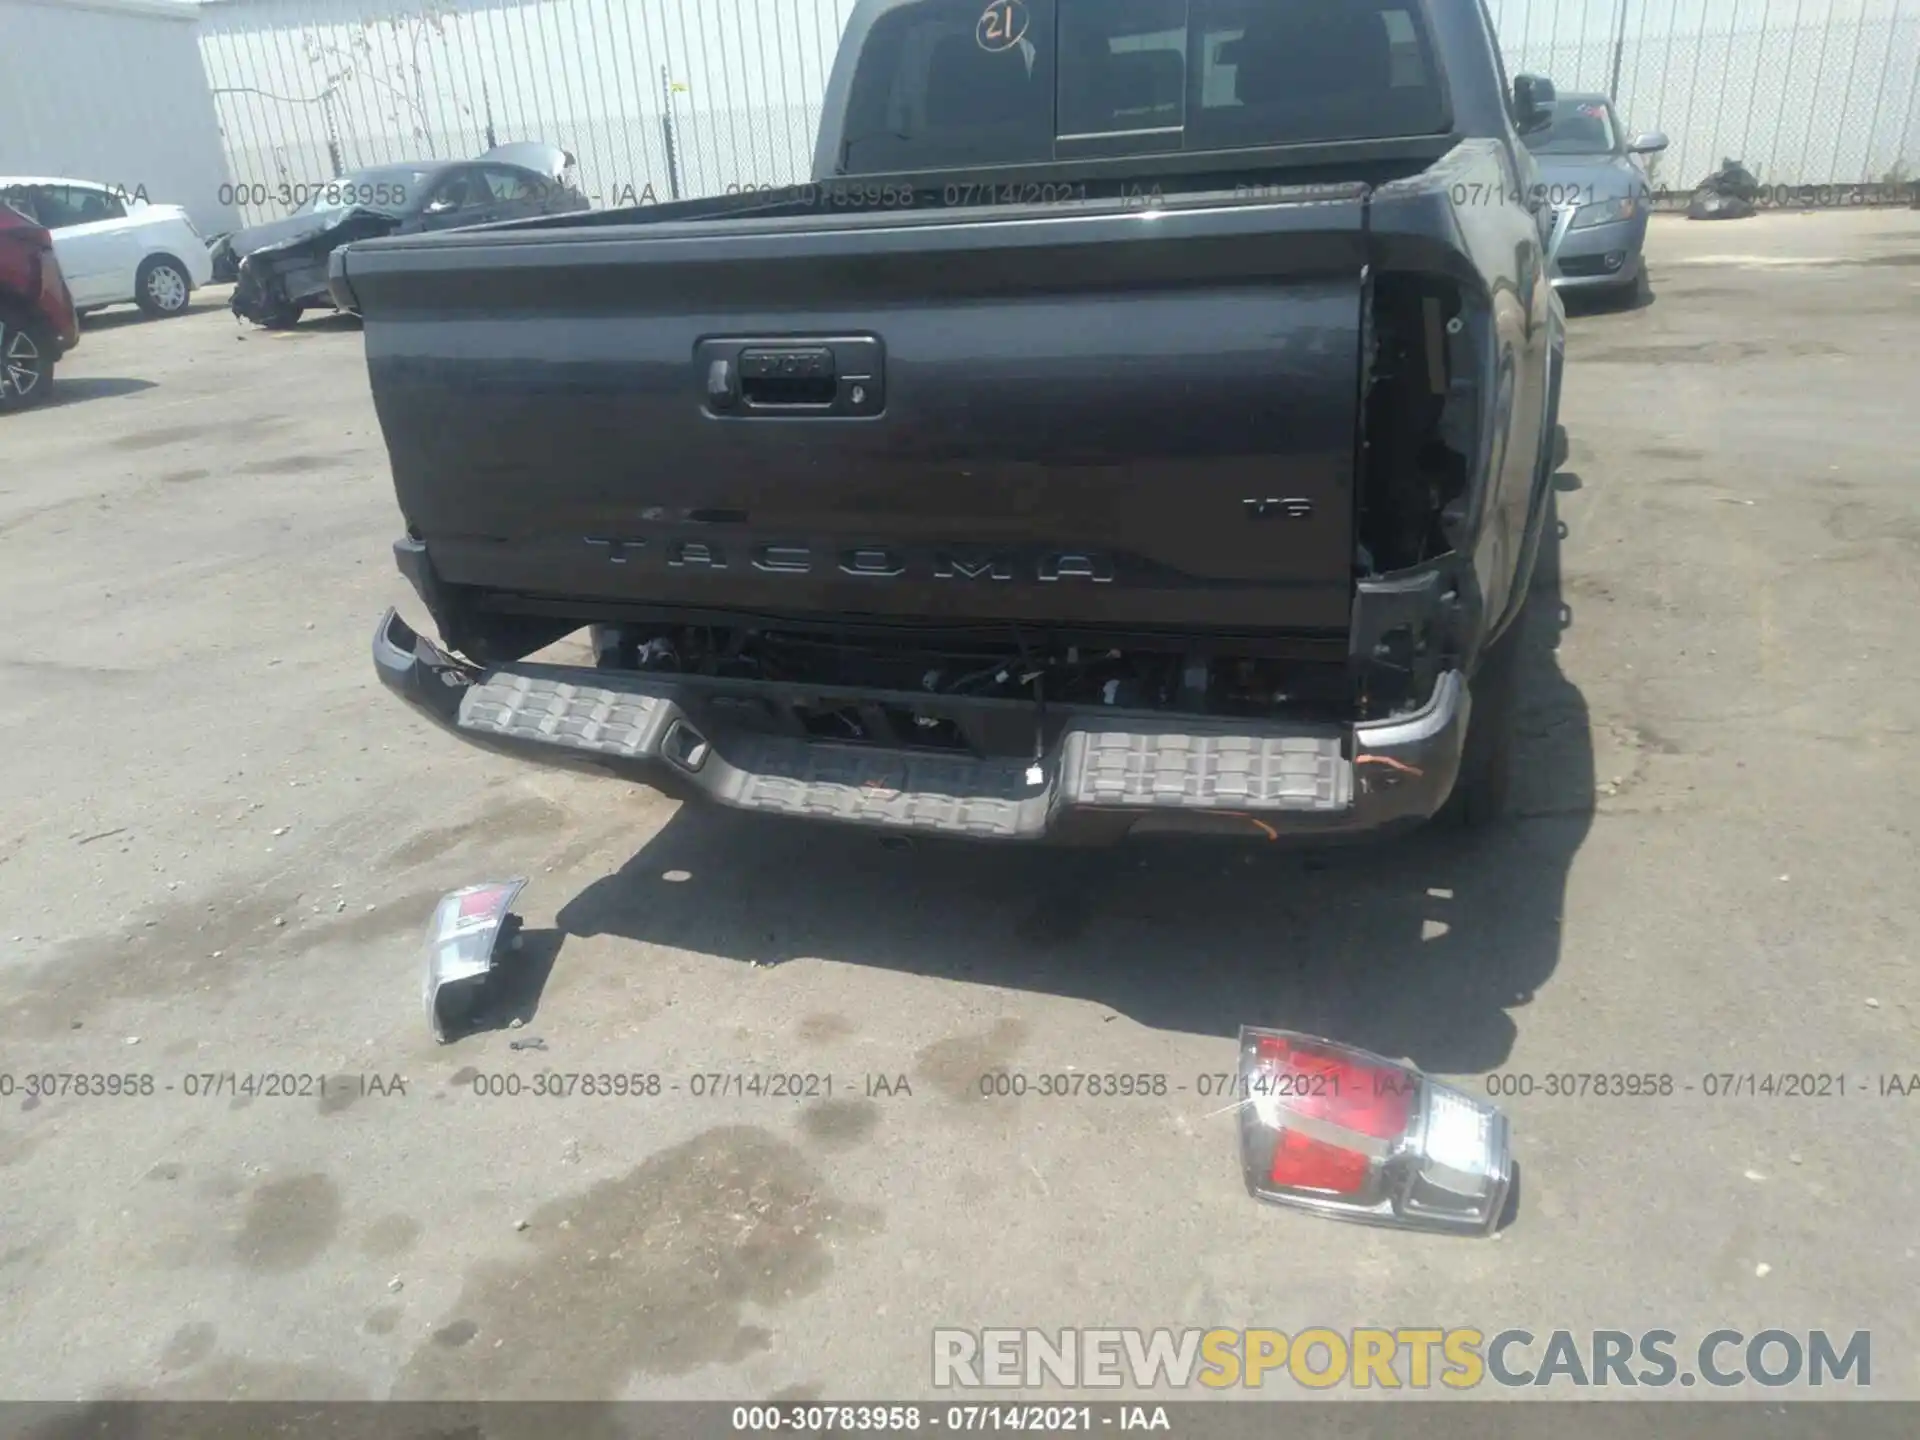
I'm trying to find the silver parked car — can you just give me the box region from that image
[1527,93,1668,303]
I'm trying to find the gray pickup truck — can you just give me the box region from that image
[341,0,1569,845]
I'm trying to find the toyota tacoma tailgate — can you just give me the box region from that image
[341,187,1368,639]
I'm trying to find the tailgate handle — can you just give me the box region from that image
[697,336,885,418]
[738,346,836,406]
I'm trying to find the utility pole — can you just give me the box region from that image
[320,79,348,176]
[660,66,684,201]
[1607,0,1632,102]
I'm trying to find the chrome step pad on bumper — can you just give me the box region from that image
[459,670,1350,839]
[375,610,1461,843]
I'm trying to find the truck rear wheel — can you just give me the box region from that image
[1440,611,1524,828]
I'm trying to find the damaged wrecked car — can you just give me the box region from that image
[229,146,587,328]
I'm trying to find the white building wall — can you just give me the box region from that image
[0,0,241,233]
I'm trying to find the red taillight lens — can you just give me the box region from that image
[1267,1129,1371,1194]
[456,883,517,921]
[1253,1035,1414,1139]
[1237,1027,1512,1236]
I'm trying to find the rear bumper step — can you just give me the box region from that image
[373,609,1468,844]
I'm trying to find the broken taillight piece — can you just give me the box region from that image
[423,879,527,1042]
[1237,1027,1511,1235]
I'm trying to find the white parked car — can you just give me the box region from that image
[0,177,213,318]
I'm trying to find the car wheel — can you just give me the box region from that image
[1438,609,1525,829]
[0,308,55,413]
[255,302,301,330]
[136,255,193,317]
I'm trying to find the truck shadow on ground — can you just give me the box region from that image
[44,376,157,407]
[1561,282,1657,317]
[555,490,1594,1076]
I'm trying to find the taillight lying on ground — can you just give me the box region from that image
[1236,1027,1512,1235]
[422,878,527,1042]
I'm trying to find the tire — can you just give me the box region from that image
[0,308,55,413]
[1439,609,1525,829]
[255,302,301,330]
[135,255,193,317]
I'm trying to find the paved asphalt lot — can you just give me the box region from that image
[0,210,1915,1405]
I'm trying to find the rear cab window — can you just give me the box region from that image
[836,0,1450,175]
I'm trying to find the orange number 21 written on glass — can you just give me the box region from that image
[977,0,1029,51]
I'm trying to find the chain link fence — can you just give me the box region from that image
[196,0,858,226]
[196,0,1920,229]
[1491,1,1920,202]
